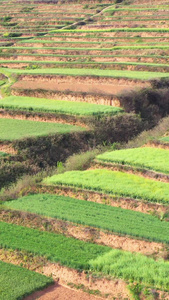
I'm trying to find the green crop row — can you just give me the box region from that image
[0,222,169,290]
[0,118,84,141]
[5,193,169,243]
[0,96,123,116]
[0,221,110,270]
[1,60,169,70]
[96,147,169,174]
[0,260,53,300]
[90,250,169,291]
[2,67,169,80]
[43,169,169,204]
[51,28,169,33]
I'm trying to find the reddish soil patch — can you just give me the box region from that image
[0,112,88,128]
[0,143,17,155]
[24,282,104,300]
[12,88,120,106]
[12,77,149,97]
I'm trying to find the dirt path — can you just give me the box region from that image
[24,282,104,300]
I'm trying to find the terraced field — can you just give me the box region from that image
[0,0,169,299]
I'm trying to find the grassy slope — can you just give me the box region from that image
[5,194,169,243]
[96,147,169,174]
[0,118,84,141]
[43,169,169,204]
[0,260,53,300]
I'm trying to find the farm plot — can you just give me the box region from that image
[0,260,53,300]
[0,222,169,291]
[0,118,85,141]
[5,193,169,243]
[2,67,169,80]
[0,221,110,270]
[0,96,123,116]
[96,147,169,174]
[43,169,169,204]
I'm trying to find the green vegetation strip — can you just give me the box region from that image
[96,147,169,174]
[90,250,169,291]
[51,28,169,33]
[0,260,53,300]
[0,96,122,116]
[2,60,169,69]
[0,221,110,270]
[0,222,168,291]
[0,80,5,86]
[1,68,169,80]
[5,194,169,243]
[0,151,8,157]
[0,118,84,141]
[43,169,169,204]
[160,136,169,143]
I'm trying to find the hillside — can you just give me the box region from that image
[0,0,169,299]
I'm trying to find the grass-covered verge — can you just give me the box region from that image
[43,169,169,204]
[96,147,169,174]
[0,96,123,116]
[5,193,169,244]
[90,250,169,291]
[0,118,85,141]
[0,260,53,300]
[1,67,169,80]
[0,221,110,270]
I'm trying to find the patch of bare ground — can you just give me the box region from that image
[12,79,145,97]
[35,185,168,215]
[0,246,129,300]
[0,143,17,154]
[24,283,104,300]
[91,161,169,183]
[12,88,120,106]
[0,111,88,128]
[144,141,169,150]
[0,208,165,256]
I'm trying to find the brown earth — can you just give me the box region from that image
[12,79,146,97]
[24,283,104,300]
[11,88,121,106]
[0,112,88,128]
[0,248,130,300]
[0,143,17,154]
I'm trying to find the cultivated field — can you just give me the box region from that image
[0,0,169,299]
